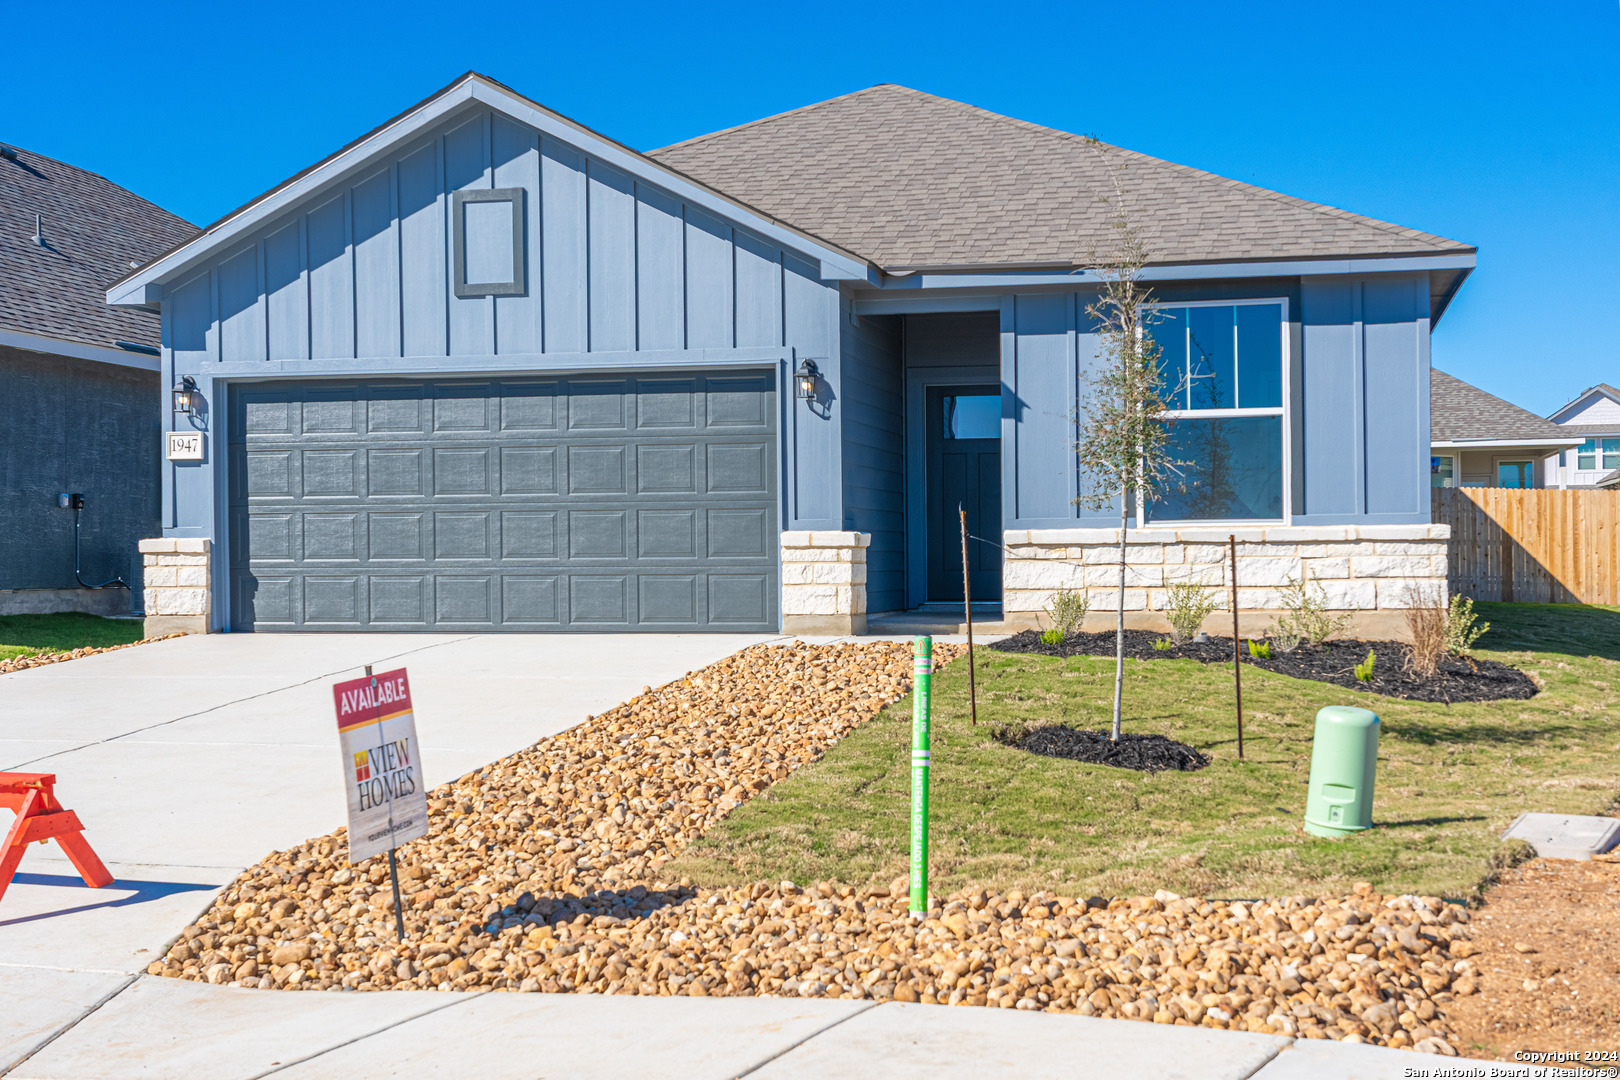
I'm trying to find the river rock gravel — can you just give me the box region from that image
[148,639,1471,1054]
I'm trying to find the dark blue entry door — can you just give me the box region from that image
[925,385,1002,603]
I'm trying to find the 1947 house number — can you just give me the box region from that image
[166,431,204,461]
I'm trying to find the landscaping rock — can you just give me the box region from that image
[0,633,182,676]
[154,639,1468,1054]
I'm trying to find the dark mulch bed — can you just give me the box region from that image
[990,629,1538,704]
[1009,727,1211,773]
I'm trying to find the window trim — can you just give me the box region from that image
[1431,453,1456,489]
[451,188,526,298]
[1139,296,1291,527]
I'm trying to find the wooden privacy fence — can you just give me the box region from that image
[1432,487,1620,604]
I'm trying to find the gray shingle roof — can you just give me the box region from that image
[648,85,1474,271]
[1,144,196,351]
[1432,369,1575,443]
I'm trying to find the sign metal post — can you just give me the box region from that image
[909,635,933,916]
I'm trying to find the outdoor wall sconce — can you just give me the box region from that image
[171,375,201,416]
[794,359,821,401]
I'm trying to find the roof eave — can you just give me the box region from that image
[1430,437,1585,450]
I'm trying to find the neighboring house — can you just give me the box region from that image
[109,74,1474,638]
[0,143,197,616]
[1545,383,1620,488]
[1429,369,1581,489]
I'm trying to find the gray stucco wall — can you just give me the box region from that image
[0,344,158,595]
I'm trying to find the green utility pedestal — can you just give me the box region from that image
[1303,705,1380,837]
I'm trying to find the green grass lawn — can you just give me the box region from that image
[0,612,147,663]
[669,603,1620,903]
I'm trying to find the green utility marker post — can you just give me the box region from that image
[909,636,933,916]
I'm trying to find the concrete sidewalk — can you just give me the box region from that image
[1,632,1433,1078]
[3,978,1428,1079]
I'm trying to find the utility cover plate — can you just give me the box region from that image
[1500,813,1620,861]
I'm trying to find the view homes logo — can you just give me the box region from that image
[332,668,429,864]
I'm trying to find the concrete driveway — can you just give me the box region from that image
[0,631,778,980]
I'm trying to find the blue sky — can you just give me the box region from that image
[10,0,1615,414]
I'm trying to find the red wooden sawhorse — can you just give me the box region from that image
[0,772,113,904]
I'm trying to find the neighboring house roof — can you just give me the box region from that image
[1430,369,1582,446]
[1597,470,1620,489]
[1548,382,1620,425]
[1550,423,1620,437]
[648,84,1476,272]
[1,143,195,351]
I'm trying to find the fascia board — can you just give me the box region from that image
[0,327,161,372]
[466,82,869,280]
[106,82,483,306]
[1431,438,1585,450]
[869,253,1477,292]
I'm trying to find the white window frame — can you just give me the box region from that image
[1139,296,1291,527]
[1493,457,1536,490]
[1431,453,1456,489]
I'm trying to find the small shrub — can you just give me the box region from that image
[1040,628,1063,646]
[1044,588,1090,639]
[1163,582,1221,644]
[1274,571,1350,647]
[1246,639,1271,660]
[1402,585,1447,679]
[1445,595,1490,656]
[1354,648,1377,683]
[1152,637,1173,651]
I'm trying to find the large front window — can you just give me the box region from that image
[1145,300,1286,522]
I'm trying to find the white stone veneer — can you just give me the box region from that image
[138,538,211,636]
[1002,525,1450,637]
[780,531,868,635]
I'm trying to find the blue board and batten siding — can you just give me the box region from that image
[839,308,905,613]
[159,105,844,572]
[999,277,1431,530]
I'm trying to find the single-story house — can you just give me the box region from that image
[110,74,1476,638]
[1428,369,1582,489]
[1544,383,1620,488]
[1,143,196,616]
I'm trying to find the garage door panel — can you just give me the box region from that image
[571,575,629,623]
[303,513,359,559]
[502,575,560,624]
[570,510,627,558]
[432,447,491,495]
[367,394,426,434]
[637,444,695,492]
[500,511,557,558]
[302,450,360,496]
[500,447,558,494]
[304,576,361,623]
[637,509,697,558]
[569,383,629,429]
[368,448,426,495]
[370,576,427,624]
[640,575,698,624]
[369,513,426,559]
[709,574,770,623]
[499,384,559,431]
[707,443,770,494]
[434,512,491,559]
[230,371,776,631]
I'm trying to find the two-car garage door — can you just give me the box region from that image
[228,371,778,631]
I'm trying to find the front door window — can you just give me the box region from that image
[1497,460,1533,489]
[926,385,1002,603]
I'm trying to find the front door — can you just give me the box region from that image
[925,385,1002,602]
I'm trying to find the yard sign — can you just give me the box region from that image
[332,668,428,863]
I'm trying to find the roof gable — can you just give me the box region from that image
[1,145,195,350]
[649,84,1475,272]
[1549,383,1620,424]
[109,73,867,307]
